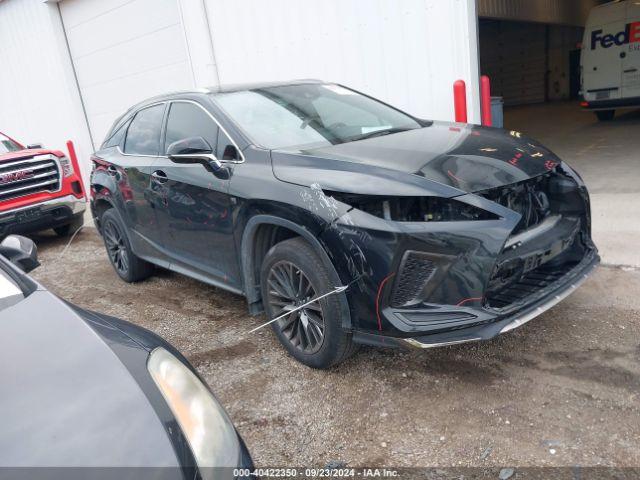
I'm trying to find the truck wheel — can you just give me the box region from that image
[53,213,84,237]
[595,110,615,121]
[260,237,357,369]
[100,208,153,282]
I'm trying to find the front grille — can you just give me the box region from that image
[0,155,60,202]
[391,251,437,307]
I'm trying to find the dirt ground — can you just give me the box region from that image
[29,227,640,469]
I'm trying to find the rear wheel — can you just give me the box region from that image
[260,237,356,368]
[100,208,153,282]
[595,109,615,121]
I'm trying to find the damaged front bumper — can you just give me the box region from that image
[353,249,599,349]
[320,167,599,348]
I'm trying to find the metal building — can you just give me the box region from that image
[0,0,608,183]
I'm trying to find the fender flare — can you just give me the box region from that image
[240,214,352,329]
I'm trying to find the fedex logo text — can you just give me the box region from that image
[591,22,640,50]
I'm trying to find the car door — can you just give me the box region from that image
[152,100,241,288]
[110,102,168,262]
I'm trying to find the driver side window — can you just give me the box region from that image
[164,102,219,154]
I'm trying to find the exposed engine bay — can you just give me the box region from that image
[478,170,593,311]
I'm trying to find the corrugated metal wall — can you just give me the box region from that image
[478,0,603,27]
[480,21,548,105]
[0,0,93,181]
[0,0,482,183]
[204,0,481,122]
[59,0,194,146]
[480,20,584,106]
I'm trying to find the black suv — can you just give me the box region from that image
[90,80,598,368]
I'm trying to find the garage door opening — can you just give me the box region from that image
[476,0,640,267]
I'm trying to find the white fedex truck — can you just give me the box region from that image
[581,0,640,120]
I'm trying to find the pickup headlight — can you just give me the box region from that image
[147,348,240,473]
[58,155,74,177]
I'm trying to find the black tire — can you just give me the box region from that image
[595,109,615,121]
[53,213,84,237]
[260,237,357,369]
[100,208,153,282]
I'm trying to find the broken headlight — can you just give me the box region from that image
[325,191,497,222]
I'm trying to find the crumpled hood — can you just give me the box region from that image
[272,121,561,195]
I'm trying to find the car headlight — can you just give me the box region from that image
[58,155,74,177]
[147,347,240,472]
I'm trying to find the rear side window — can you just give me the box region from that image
[164,102,219,154]
[124,104,165,155]
[102,119,130,149]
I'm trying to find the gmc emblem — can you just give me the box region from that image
[0,170,35,185]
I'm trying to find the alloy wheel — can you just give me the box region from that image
[266,260,325,353]
[103,219,129,276]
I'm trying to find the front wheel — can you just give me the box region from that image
[260,237,357,368]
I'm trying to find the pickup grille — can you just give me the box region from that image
[0,155,60,202]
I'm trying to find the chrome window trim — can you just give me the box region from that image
[116,99,245,164]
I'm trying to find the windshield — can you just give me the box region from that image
[212,83,422,149]
[0,133,22,154]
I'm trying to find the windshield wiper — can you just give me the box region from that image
[350,127,415,142]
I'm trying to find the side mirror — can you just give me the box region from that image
[167,136,231,180]
[0,235,39,273]
[26,143,43,150]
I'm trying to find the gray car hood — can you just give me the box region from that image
[0,290,178,467]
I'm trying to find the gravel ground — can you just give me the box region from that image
[31,228,640,468]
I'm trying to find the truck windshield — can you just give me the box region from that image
[0,133,22,154]
[212,83,422,149]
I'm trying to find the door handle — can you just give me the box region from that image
[151,170,168,184]
[624,68,638,73]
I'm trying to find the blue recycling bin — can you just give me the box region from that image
[491,96,504,128]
